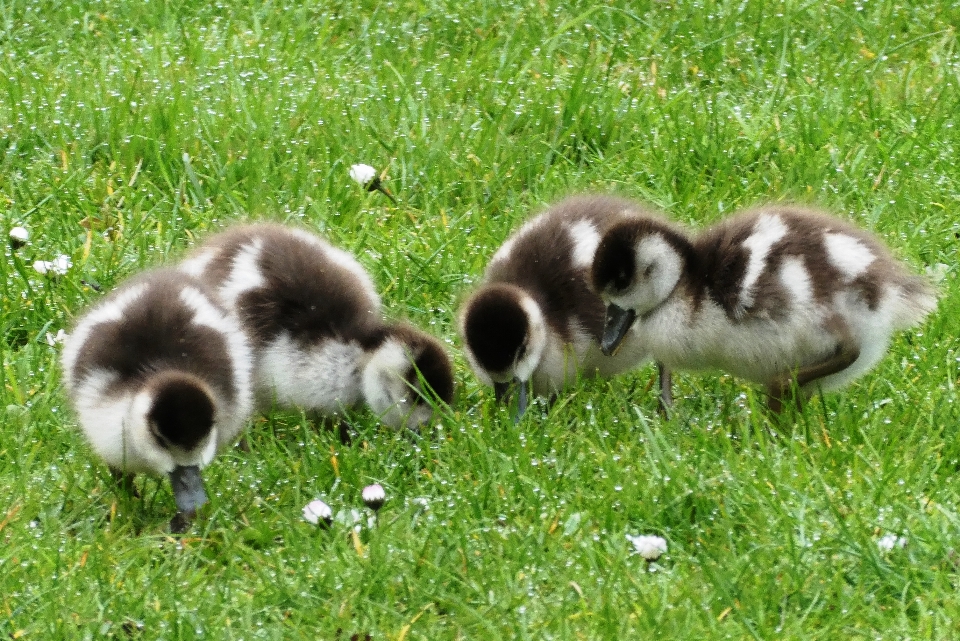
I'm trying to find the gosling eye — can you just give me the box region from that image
[643,264,654,278]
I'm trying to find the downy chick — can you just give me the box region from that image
[459,195,656,419]
[61,269,254,531]
[592,204,937,410]
[180,223,453,428]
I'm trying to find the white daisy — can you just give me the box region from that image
[53,254,72,273]
[302,499,332,526]
[877,533,907,551]
[349,164,378,186]
[33,255,72,277]
[348,163,397,204]
[626,534,668,561]
[335,507,372,532]
[9,226,28,248]
[362,484,386,511]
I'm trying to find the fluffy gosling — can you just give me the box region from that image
[460,195,655,419]
[61,269,254,531]
[592,204,938,411]
[181,223,453,428]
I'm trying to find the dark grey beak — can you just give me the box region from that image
[168,465,207,532]
[601,304,637,356]
[493,379,530,423]
[515,381,528,424]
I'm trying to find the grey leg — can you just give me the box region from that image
[169,512,194,534]
[109,468,139,498]
[658,362,673,415]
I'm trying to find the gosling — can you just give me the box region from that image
[61,269,255,531]
[180,223,453,429]
[459,195,657,420]
[591,204,938,411]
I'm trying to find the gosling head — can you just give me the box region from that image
[362,323,454,430]
[131,372,219,519]
[459,283,548,419]
[591,217,687,355]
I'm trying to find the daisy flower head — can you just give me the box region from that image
[362,484,386,512]
[33,255,72,277]
[877,533,907,552]
[626,534,668,561]
[349,164,378,186]
[348,163,396,204]
[303,500,333,527]
[9,226,29,249]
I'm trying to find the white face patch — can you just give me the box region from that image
[739,214,788,309]
[568,219,601,268]
[219,239,266,308]
[610,233,682,317]
[513,293,548,383]
[72,385,177,475]
[362,339,437,429]
[778,256,813,308]
[200,428,219,467]
[824,232,875,280]
[459,288,548,386]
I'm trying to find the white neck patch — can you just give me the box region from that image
[568,219,601,268]
[219,239,266,308]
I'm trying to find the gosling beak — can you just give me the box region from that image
[168,465,207,532]
[515,381,528,423]
[493,379,530,423]
[601,304,636,356]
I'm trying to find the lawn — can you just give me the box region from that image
[1,0,959,638]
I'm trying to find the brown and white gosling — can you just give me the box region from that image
[180,223,453,429]
[591,204,938,410]
[459,195,657,420]
[61,269,255,532]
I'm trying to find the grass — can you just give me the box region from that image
[1,0,959,637]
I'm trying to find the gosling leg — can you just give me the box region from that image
[109,468,139,498]
[658,362,674,416]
